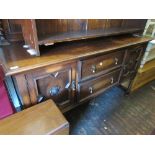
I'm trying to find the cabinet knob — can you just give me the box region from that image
[89,87,93,94]
[91,65,96,73]
[110,77,114,84]
[115,58,118,65]
[49,86,60,96]
[99,62,103,66]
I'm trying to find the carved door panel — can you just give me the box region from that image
[25,63,76,109]
[121,46,144,81]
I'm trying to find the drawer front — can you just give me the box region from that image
[80,50,124,80]
[78,69,121,102]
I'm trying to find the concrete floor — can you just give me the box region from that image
[65,80,155,135]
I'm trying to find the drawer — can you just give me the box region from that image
[80,50,124,80]
[78,69,121,102]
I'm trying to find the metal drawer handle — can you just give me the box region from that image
[91,65,96,73]
[72,81,76,91]
[89,87,93,94]
[115,58,118,65]
[110,77,114,84]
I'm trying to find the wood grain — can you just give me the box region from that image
[79,69,121,102]
[81,49,124,80]
[0,99,69,135]
[0,35,151,76]
[2,19,23,41]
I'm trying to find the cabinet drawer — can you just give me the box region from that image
[78,69,121,102]
[80,50,124,80]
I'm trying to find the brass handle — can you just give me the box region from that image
[99,62,103,66]
[115,58,118,65]
[72,81,76,91]
[89,87,93,94]
[110,77,114,84]
[91,65,96,73]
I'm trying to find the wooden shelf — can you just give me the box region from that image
[38,28,143,45]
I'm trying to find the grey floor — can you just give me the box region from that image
[65,80,155,135]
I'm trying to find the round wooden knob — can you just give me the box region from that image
[49,86,60,96]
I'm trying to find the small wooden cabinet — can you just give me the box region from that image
[0,20,150,113]
[11,42,148,112]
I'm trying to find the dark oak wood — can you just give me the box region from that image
[120,44,147,91]
[0,19,151,113]
[21,19,39,55]
[13,62,76,109]
[1,19,23,42]
[0,99,69,135]
[16,19,147,56]
[80,49,124,81]
[78,69,121,103]
[0,35,151,76]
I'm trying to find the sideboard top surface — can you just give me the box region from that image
[0,35,152,76]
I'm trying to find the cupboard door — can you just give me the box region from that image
[15,63,76,110]
[121,45,145,81]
